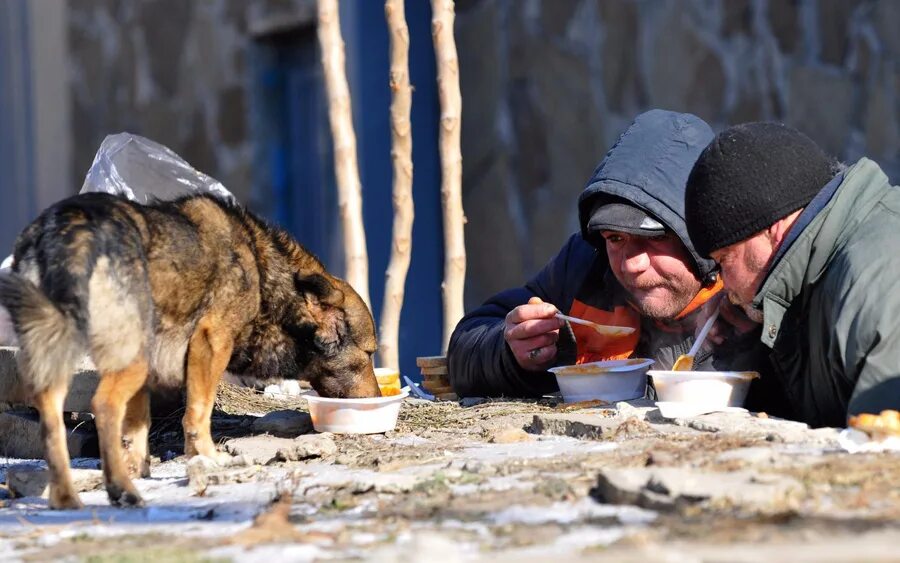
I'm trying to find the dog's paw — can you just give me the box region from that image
[49,489,84,510]
[106,483,145,508]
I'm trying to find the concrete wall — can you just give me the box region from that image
[63,0,900,309]
[454,0,900,305]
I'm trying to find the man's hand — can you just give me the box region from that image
[504,297,564,371]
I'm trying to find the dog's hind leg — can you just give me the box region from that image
[92,360,149,507]
[183,318,233,463]
[121,386,151,478]
[0,272,85,509]
[86,255,153,507]
[34,381,83,509]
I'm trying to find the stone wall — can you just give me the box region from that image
[65,0,900,309]
[67,0,317,205]
[455,0,900,305]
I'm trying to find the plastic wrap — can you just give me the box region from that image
[79,132,235,203]
[1,133,236,346]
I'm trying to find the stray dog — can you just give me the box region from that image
[0,192,380,509]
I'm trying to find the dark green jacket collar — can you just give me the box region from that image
[754,158,890,348]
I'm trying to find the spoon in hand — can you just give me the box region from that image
[672,309,720,371]
[555,313,636,336]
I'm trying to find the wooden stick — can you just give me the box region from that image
[378,0,415,369]
[431,0,466,353]
[317,0,371,308]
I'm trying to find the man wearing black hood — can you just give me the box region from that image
[447,110,771,402]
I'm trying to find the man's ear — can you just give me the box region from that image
[768,208,804,247]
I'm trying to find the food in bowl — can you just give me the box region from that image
[648,370,759,409]
[304,389,408,434]
[547,358,655,403]
[374,367,401,396]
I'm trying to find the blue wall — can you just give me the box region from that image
[250,2,445,381]
[343,0,446,382]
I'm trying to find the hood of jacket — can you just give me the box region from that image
[578,109,717,283]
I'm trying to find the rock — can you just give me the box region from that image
[251,410,313,437]
[593,467,801,512]
[347,473,420,495]
[645,4,725,124]
[614,402,648,420]
[186,455,220,495]
[685,419,721,433]
[0,347,98,412]
[225,436,297,465]
[275,434,337,462]
[487,427,532,444]
[530,412,623,440]
[609,417,657,439]
[0,410,98,458]
[187,455,262,496]
[598,0,641,114]
[787,66,855,157]
[460,397,489,408]
[716,447,779,465]
[865,67,900,160]
[6,467,103,499]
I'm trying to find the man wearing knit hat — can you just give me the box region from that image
[686,122,900,428]
[447,110,771,401]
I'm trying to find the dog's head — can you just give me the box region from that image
[288,272,381,398]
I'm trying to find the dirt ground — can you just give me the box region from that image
[1,397,898,562]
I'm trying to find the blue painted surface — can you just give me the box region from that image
[0,0,37,253]
[250,2,445,382]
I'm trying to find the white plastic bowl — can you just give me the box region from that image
[303,389,408,434]
[648,370,759,408]
[547,358,655,403]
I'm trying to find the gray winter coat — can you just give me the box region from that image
[754,157,900,427]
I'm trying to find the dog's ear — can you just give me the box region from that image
[295,273,345,307]
[295,273,347,354]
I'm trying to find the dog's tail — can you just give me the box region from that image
[0,273,82,391]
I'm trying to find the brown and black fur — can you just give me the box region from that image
[0,192,380,509]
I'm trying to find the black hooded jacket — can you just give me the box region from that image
[447,110,784,409]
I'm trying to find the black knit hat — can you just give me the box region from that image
[685,122,838,257]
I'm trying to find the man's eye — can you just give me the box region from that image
[649,235,668,242]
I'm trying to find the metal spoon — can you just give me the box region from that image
[555,312,636,336]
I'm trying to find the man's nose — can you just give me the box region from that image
[621,248,650,274]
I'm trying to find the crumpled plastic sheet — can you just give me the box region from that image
[0,132,236,346]
[79,132,235,204]
[836,427,900,453]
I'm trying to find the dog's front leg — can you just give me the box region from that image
[183,319,233,464]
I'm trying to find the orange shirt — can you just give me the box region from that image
[570,277,723,364]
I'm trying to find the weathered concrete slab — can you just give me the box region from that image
[0,411,98,459]
[6,467,103,499]
[223,433,336,465]
[0,347,98,412]
[530,400,842,447]
[530,413,618,440]
[593,466,802,512]
[187,455,263,496]
[251,409,313,437]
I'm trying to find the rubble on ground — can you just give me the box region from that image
[0,394,897,561]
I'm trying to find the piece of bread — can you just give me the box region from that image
[848,409,900,438]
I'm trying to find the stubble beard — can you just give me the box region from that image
[630,284,696,320]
